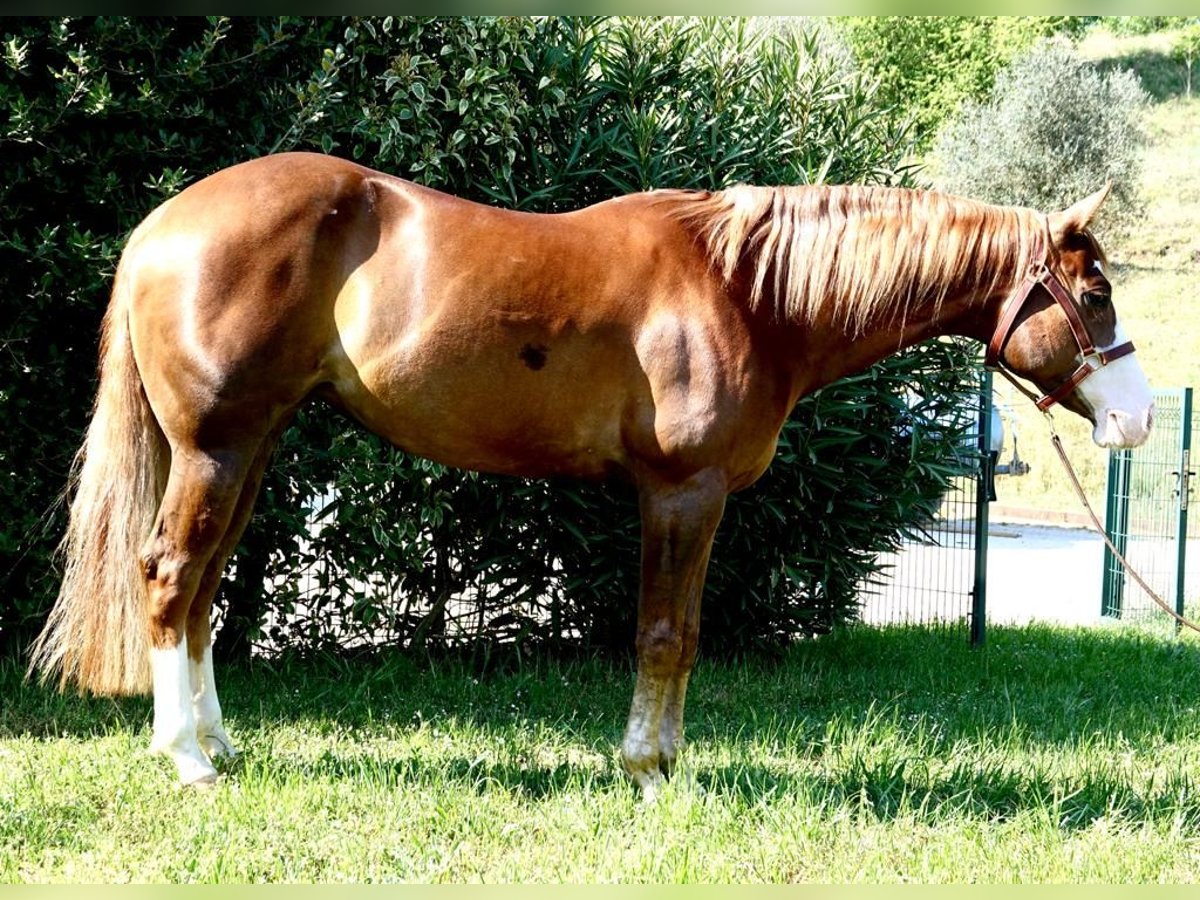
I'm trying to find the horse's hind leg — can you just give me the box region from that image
[185,456,266,761]
[142,443,257,784]
[184,421,289,761]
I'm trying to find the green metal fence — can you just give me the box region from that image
[1103,387,1195,624]
[860,369,993,646]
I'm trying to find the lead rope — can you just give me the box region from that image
[991,365,1200,634]
[1044,411,1200,636]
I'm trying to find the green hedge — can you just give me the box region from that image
[0,17,977,661]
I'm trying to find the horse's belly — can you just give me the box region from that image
[330,329,635,480]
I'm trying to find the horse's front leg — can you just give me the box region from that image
[623,469,726,801]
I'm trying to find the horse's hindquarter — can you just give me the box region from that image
[334,181,789,485]
[126,154,376,448]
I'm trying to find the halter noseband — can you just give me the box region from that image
[985,241,1136,412]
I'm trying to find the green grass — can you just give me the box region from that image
[6,624,1200,882]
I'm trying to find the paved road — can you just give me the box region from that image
[862,518,1197,628]
[984,522,1106,625]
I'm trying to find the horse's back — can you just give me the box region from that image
[323,172,784,481]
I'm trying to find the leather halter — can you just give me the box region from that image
[985,242,1136,412]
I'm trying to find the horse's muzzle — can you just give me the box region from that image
[1093,403,1155,449]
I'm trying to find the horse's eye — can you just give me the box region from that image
[1082,290,1111,308]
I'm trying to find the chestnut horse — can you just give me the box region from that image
[31,153,1153,797]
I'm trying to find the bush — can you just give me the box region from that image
[0,16,347,657]
[1173,24,1200,97]
[931,38,1148,235]
[1,16,977,661]
[837,17,1089,148]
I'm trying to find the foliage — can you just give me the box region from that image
[836,17,1089,148]
[1107,16,1193,36]
[931,38,1148,236]
[0,16,976,661]
[1172,23,1200,97]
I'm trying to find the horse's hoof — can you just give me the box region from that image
[640,781,659,804]
[176,771,221,791]
[623,761,665,804]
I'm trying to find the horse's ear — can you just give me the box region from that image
[1049,182,1111,240]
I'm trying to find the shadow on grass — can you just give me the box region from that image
[6,622,1200,825]
[692,755,1200,832]
[1093,48,1190,102]
[265,746,627,801]
[1,658,152,741]
[6,622,1200,747]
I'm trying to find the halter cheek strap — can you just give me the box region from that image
[985,253,1136,412]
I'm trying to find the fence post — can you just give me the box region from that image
[970,369,991,648]
[1173,388,1193,630]
[1102,449,1132,618]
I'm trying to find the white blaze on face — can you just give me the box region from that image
[1076,320,1155,449]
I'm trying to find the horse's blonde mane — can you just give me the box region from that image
[664,184,1046,335]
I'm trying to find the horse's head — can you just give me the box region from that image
[989,185,1153,449]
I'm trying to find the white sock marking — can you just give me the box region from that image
[150,636,218,784]
[191,643,237,758]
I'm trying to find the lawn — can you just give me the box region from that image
[6,623,1200,882]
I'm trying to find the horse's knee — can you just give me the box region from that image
[636,619,685,675]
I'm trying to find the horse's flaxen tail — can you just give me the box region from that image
[28,266,166,695]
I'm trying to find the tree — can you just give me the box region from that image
[836,17,1089,148]
[931,38,1148,236]
[1173,24,1200,98]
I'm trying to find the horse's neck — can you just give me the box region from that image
[776,250,1023,397]
[800,198,1029,330]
